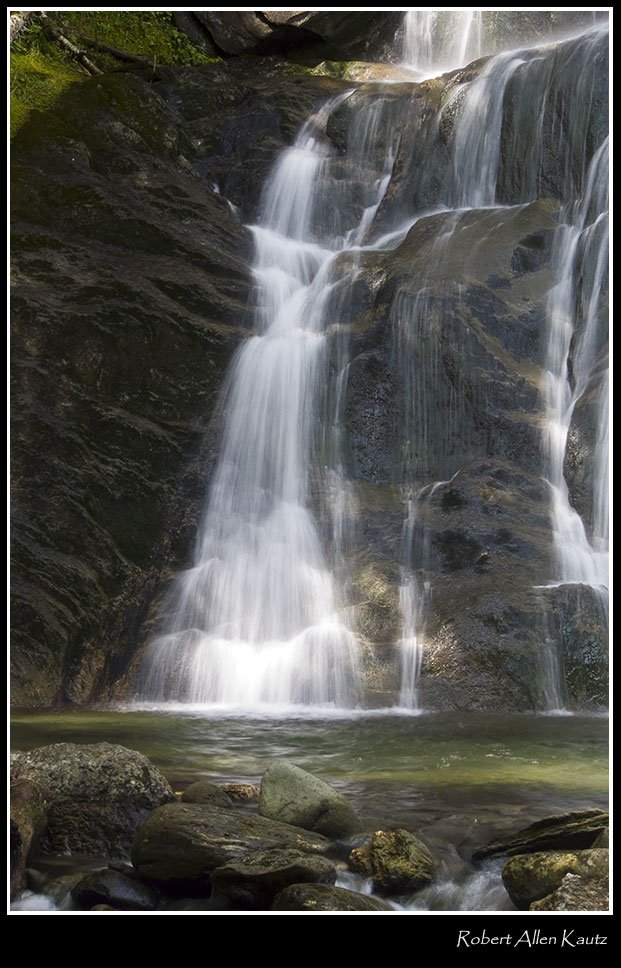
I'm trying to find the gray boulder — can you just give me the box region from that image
[72,869,160,911]
[259,762,361,838]
[211,849,336,910]
[11,743,175,855]
[273,883,392,911]
[131,802,331,894]
[349,828,436,895]
[181,781,233,808]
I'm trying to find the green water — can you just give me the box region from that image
[11,709,608,911]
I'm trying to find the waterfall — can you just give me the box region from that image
[140,94,398,709]
[543,139,609,588]
[138,15,607,714]
[402,10,482,77]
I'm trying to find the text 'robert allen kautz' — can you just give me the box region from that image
[457,930,607,948]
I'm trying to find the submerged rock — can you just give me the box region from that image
[210,849,336,910]
[259,762,362,838]
[502,848,609,909]
[473,808,609,860]
[181,782,233,808]
[11,742,175,855]
[131,802,331,893]
[530,872,609,911]
[272,883,392,912]
[349,829,436,895]
[72,869,160,912]
[10,778,46,898]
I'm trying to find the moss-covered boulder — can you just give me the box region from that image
[259,762,362,838]
[272,883,392,912]
[502,848,609,909]
[349,829,436,896]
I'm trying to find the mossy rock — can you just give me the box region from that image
[349,829,436,896]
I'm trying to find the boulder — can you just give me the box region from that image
[473,808,609,860]
[349,829,435,895]
[210,849,336,910]
[41,872,86,907]
[273,883,392,912]
[72,869,160,911]
[259,762,361,838]
[530,872,609,911]
[10,778,46,898]
[592,827,609,848]
[502,848,609,909]
[181,782,233,808]
[11,743,175,855]
[131,802,331,894]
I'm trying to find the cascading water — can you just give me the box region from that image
[402,9,482,77]
[141,95,399,708]
[543,138,609,589]
[139,13,608,716]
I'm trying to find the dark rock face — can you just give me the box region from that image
[10,63,349,706]
[11,742,175,854]
[131,802,332,894]
[272,883,392,911]
[181,781,233,808]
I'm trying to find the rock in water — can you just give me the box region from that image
[210,849,336,910]
[10,778,46,898]
[349,829,436,895]
[219,784,260,802]
[131,803,331,894]
[530,872,609,911]
[502,848,609,908]
[11,743,175,855]
[72,870,160,912]
[181,782,233,808]
[272,883,392,912]
[258,762,362,838]
[473,808,609,860]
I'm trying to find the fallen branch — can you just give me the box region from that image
[39,12,103,76]
[77,35,152,66]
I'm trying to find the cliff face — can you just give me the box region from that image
[11,14,608,710]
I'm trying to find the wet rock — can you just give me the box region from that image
[211,849,336,910]
[502,848,609,909]
[131,802,331,894]
[259,762,362,838]
[10,778,46,898]
[273,883,392,911]
[592,827,609,848]
[72,869,160,911]
[41,872,85,907]
[530,872,609,911]
[181,782,233,808]
[349,829,436,895]
[473,808,609,860]
[11,743,174,855]
[91,904,116,911]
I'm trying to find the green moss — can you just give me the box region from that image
[10,12,220,139]
[60,12,218,67]
[10,50,81,138]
